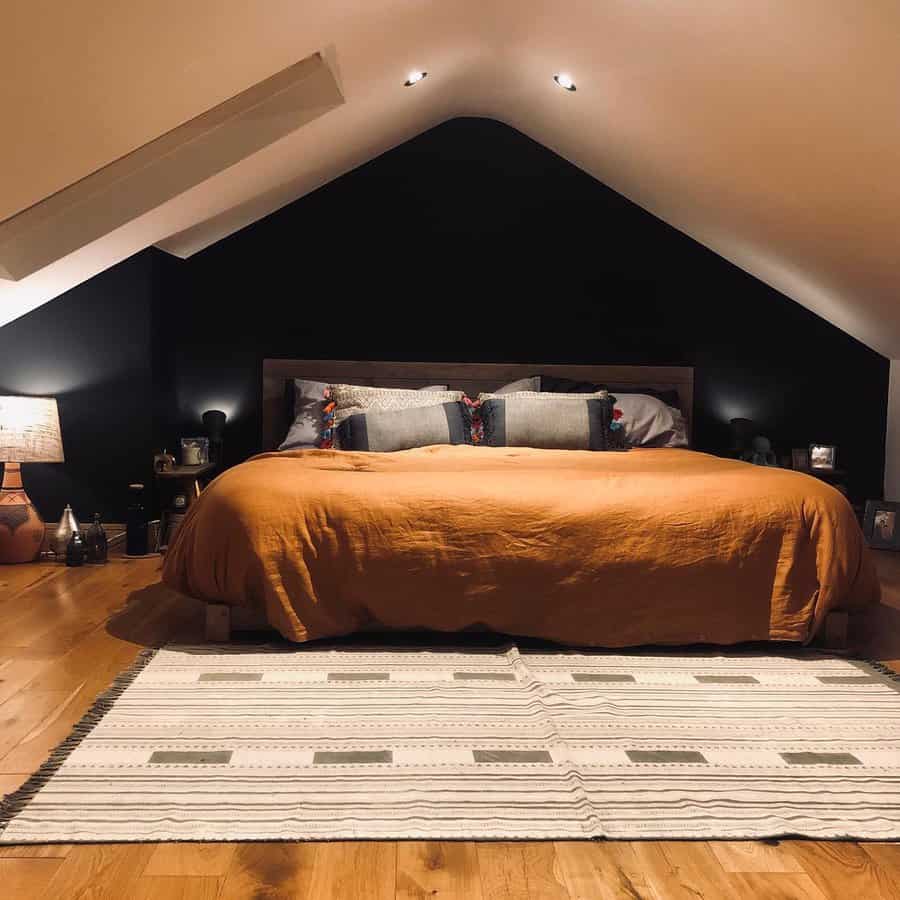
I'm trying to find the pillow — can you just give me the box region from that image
[279,380,449,450]
[489,389,687,448]
[492,375,541,395]
[337,402,473,452]
[478,388,607,403]
[614,394,689,448]
[539,374,683,413]
[479,393,623,451]
[328,384,465,448]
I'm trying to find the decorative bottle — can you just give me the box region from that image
[53,505,80,559]
[85,513,108,564]
[65,530,87,567]
[126,483,148,557]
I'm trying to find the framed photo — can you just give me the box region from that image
[864,500,900,550]
[180,437,209,466]
[791,448,809,471]
[808,444,837,471]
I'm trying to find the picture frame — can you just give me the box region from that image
[863,500,900,551]
[180,436,209,466]
[791,448,809,471]
[808,444,837,471]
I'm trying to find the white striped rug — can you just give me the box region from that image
[1,643,899,842]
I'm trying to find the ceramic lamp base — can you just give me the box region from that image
[0,463,45,564]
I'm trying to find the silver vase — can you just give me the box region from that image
[53,505,80,558]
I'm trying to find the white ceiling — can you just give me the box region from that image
[1,1,899,355]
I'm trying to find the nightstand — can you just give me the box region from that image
[154,462,216,508]
[794,467,864,520]
[154,463,215,551]
[796,467,849,495]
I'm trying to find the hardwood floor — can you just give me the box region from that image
[1,552,899,899]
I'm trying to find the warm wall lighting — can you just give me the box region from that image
[404,71,428,86]
[553,73,576,91]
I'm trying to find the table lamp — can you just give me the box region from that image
[0,397,64,564]
[202,409,227,465]
[729,417,756,458]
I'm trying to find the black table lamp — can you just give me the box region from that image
[202,410,227,464]
[729,417,756,457]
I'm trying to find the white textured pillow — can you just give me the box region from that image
[329,384,465,441]
[612,394,688,447]
[280,380,449,450]
[478,389,609,402]
[492,375,541,394]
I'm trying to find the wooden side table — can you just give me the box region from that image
[796,467,849,494]
[155,463,216,551]
[154,463,216,508]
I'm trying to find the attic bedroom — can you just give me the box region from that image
[1,3,899,896]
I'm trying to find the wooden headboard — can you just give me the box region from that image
[262,359,694,451]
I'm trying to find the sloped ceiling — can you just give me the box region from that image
[1,1,899,356]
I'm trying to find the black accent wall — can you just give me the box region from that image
[0,117,889,521]
[0,251,173,522]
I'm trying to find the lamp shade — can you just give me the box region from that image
[202,409,227,442]
[0,396,64,463]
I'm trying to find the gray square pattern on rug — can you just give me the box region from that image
[1,643,899,842]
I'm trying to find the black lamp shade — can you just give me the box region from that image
[729,417,756,454]
[202,409,227,442]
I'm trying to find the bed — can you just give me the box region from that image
[161,359,878,647]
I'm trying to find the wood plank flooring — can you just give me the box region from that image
[0,552,898,899]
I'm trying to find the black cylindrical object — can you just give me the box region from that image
[126,483,148,556]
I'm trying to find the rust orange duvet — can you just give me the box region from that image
[162,446,878,646]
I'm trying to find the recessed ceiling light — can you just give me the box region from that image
[553,73,576,92]
[404,71,428,87]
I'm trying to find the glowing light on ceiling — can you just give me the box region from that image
[404,71,428,87]
[553,73,576,92]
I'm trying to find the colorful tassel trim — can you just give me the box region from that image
[319,389,336,448]
[463,396,483,444]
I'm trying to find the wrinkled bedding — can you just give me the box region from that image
[162,446,879,646]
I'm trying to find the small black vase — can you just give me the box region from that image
[85,513,108,564]
[66,530,87,567]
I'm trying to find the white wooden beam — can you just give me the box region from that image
[0,53,343,281]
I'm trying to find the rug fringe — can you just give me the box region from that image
[0,646,160,838]
[865,658,900,682]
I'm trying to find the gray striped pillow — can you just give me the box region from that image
[480,395,618,451]
[337,402,473,452]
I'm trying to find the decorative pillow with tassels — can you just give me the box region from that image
[337,402,473,452]
[478,390,627,451]
[326,384,465,449]
[278,379,451,450]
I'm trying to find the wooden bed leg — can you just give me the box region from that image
[822,611,850,652]
[205,603,231,642]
